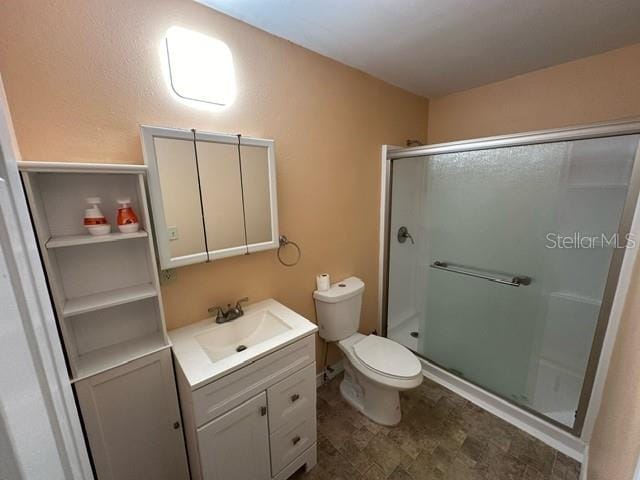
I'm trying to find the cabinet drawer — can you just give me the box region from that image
[267,363,316,432]
[270,410,317,476]
[193,335,315,427]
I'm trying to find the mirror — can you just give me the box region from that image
[140,126,278,269]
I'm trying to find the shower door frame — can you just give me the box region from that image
[380,118,640,438]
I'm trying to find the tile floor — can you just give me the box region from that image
[292,374,580,480]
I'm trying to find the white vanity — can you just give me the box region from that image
[170,299,318,480]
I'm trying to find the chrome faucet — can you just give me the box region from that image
[208,297,249,324]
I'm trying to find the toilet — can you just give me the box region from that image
[314,276,423,426]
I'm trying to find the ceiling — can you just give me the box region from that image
[195,0,640,98]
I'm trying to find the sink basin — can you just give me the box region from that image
[195,310,291,363]
[169,298,318,389]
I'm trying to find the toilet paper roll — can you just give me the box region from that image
[316,273,331,291]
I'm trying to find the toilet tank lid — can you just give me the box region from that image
[313,276,365,304]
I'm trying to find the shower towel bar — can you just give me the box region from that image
[430,261,531,287]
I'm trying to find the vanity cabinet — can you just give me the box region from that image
[176,335,318,480]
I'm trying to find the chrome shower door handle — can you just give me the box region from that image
[430,261,531,287]
[397,226,415,244]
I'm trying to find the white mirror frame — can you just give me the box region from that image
[140,125,279,269]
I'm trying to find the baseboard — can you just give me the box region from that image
[420,358,586,462]
[316,360,344,388]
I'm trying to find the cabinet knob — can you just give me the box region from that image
[260,406,267,416]
[292,436,301,445]
[173,421,180,430]
[290,393,300,403]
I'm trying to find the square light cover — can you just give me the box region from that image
[165,26,236,106]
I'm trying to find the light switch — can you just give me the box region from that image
[168,226,179,241]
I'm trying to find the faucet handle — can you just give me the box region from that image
[208,306,226,322]
[235,297,249,311]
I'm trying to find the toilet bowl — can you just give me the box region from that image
[338,332,422,425]
[314,276,422,426]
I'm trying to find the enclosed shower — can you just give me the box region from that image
[382,121,640,435]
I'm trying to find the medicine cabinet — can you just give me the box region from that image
[140,126,279,269]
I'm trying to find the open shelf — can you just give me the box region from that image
[72,332,169,382]
[63,283,158,317]
[46,230,148,248]
[19,164,170,384]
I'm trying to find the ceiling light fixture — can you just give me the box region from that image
[164,26,236,109]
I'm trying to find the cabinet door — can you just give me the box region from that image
[75,349,189,480]
[198,392,270,480]
[152,136,208,265]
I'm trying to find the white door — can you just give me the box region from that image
[0,75,92,479]
[0,180,70,479]
[198,392,271,480]
[74,349,189,480]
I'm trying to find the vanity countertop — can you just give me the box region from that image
[169,298,318,390]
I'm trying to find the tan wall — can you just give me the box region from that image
[589,263,640,480]
[427,43,640,480]
[428,43,640,144]
[0,0,428,366]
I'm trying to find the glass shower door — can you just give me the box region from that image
[386,135,639,429]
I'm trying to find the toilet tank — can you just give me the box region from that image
[313,277,365,342]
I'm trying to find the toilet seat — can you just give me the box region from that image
[353,335,422,379]
[338,333,422,390]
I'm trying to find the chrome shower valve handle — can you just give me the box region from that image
[397,226,415,244]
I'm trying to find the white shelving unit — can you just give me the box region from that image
[18,161,170,381]
[19,161,189,479]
